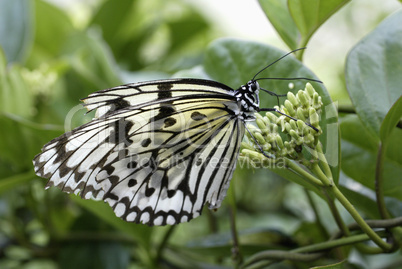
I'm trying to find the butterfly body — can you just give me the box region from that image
[33,78,262,226]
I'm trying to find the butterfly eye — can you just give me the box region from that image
[247,81,259,92]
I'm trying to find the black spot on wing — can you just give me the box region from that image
[127,161,137,169]
[141,138,152,147]
[128,178,137,187]
[167,189,176,198]
[163,117,177,128]
[108,118,134,146]
[157,83,173,97]
[109,98,131,111]
[191,111,207,121]
[145,187,155,197]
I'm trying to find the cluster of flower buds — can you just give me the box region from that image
[241,83,323,162]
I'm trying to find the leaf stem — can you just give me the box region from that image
[375,141,390,219]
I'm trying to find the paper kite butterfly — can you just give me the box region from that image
[33,49,318,226]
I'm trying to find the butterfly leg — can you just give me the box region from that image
[259,88,287,106]
[244,124,273,159]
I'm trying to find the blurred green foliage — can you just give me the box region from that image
[0,0,401,268]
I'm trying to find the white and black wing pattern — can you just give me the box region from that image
[33,79,245,226]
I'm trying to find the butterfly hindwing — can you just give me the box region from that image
[33,80,244,225]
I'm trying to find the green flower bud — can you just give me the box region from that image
[297,120,305,131]
[309,107,319,127]
[313,92,322,109]
[255,112,264,120]
[306,83,315,97]
[289,129,299,140]
[275,134,284,148]
[287,92,299,107]
[296,107,306,121]
[256,118,266,131]
[241,149,267,161]
[263,143,272,151]
[280,105,290,116]
[284,100,295,116]
[305,133,315,145]
[254,132,267,145]
[290,119,298,130]
[285,122,292,133]
[266,112,278,123]
[297,90,309,107]
[241,141,255,151]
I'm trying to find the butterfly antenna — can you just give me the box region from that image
[256,77,322,83]
[252,47,306,81]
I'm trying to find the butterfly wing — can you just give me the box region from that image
[33,79,244,226]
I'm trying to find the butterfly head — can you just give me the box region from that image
[235,80,260,119]
[246,80,260,93]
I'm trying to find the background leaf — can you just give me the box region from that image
[340,115,402,200]
[380,95,402,142]
[59,242,130,269]
[0,0,32,63]
[30,0,75,63]
[258,0,299,50]
[288,0,350,47]
[345,10,402,138]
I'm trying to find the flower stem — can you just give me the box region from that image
[284,158,323,186]
[330,185,392,251]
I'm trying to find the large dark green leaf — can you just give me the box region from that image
[340,115,402,200]
[345,10,402,138]
[203,38,339,188]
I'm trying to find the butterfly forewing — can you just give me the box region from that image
[33,79,244,226]
[82,78,235,117]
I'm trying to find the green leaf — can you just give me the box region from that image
[90,0,210,72]
[0,0,33,63]
[258,0,300,50]
[29,0,75,64]
[0,113,62,174]
[380,95,402,142]
[204,38,339,187]
[340,115,402,200]
[0,172,34,195]
[288,0,350,47]
[59,242,130,269]
[345,10,402,138]
[70,196,152,248]
[90,0,135,46]
[62,30,122,93]
[0,49,33,117]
